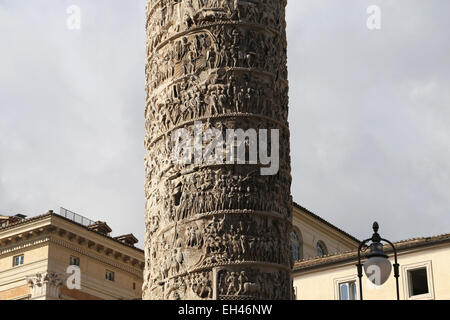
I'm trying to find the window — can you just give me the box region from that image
[13,254,24,267]
[133,282,136,290]
[334,276,358,300]
[316,241,328,257]
[105,270,115,282]
[291,230,303,261]
[408,268,429,297]
[402,261,434,300]
[339,281,357,300]
[70,256,80,266]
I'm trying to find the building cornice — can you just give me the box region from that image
[0,212,144,254]
[49,237,143,278]
[0,215,145,272]
[0,235,50,256]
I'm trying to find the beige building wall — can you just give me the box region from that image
[0,242,49,300]
[46,215,143,300]
[0,216,53,300]
[0,212,144,300]
[294,240,450,300]
[47,240,142,300]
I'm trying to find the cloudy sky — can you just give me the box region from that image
[1,0,449,246]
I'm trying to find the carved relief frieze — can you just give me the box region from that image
[144,0,292,300]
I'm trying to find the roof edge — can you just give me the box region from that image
[0,211,144,254]
[293,202,360,244]
[293,232,450,272]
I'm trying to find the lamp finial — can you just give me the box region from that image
[373,221,379,233]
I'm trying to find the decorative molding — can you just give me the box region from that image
[49,237,143,277]
[0,235,51,255]
[27,271,65,300]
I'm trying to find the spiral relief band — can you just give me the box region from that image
[144,0,293,300]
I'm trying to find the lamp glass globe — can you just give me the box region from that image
[364,257,392,286]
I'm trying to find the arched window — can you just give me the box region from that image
[316,241,328,257]
[291,230,303,261]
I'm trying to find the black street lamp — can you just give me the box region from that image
[356,222,400,300]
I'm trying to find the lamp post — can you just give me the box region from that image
[356,222,400,300]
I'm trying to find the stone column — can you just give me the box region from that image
[144,0,292,300]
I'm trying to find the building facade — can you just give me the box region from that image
[293,233,450,300]
[0,210,144,300]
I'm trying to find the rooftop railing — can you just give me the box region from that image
[58,207,95,227]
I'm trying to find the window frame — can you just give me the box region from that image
[290,229,303,262]
[316,240,328,257]
[69,255,80,266]
[105,270,115,282]
[12,254,24,267]
[334,275,359,300]
[402,261,435,300]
